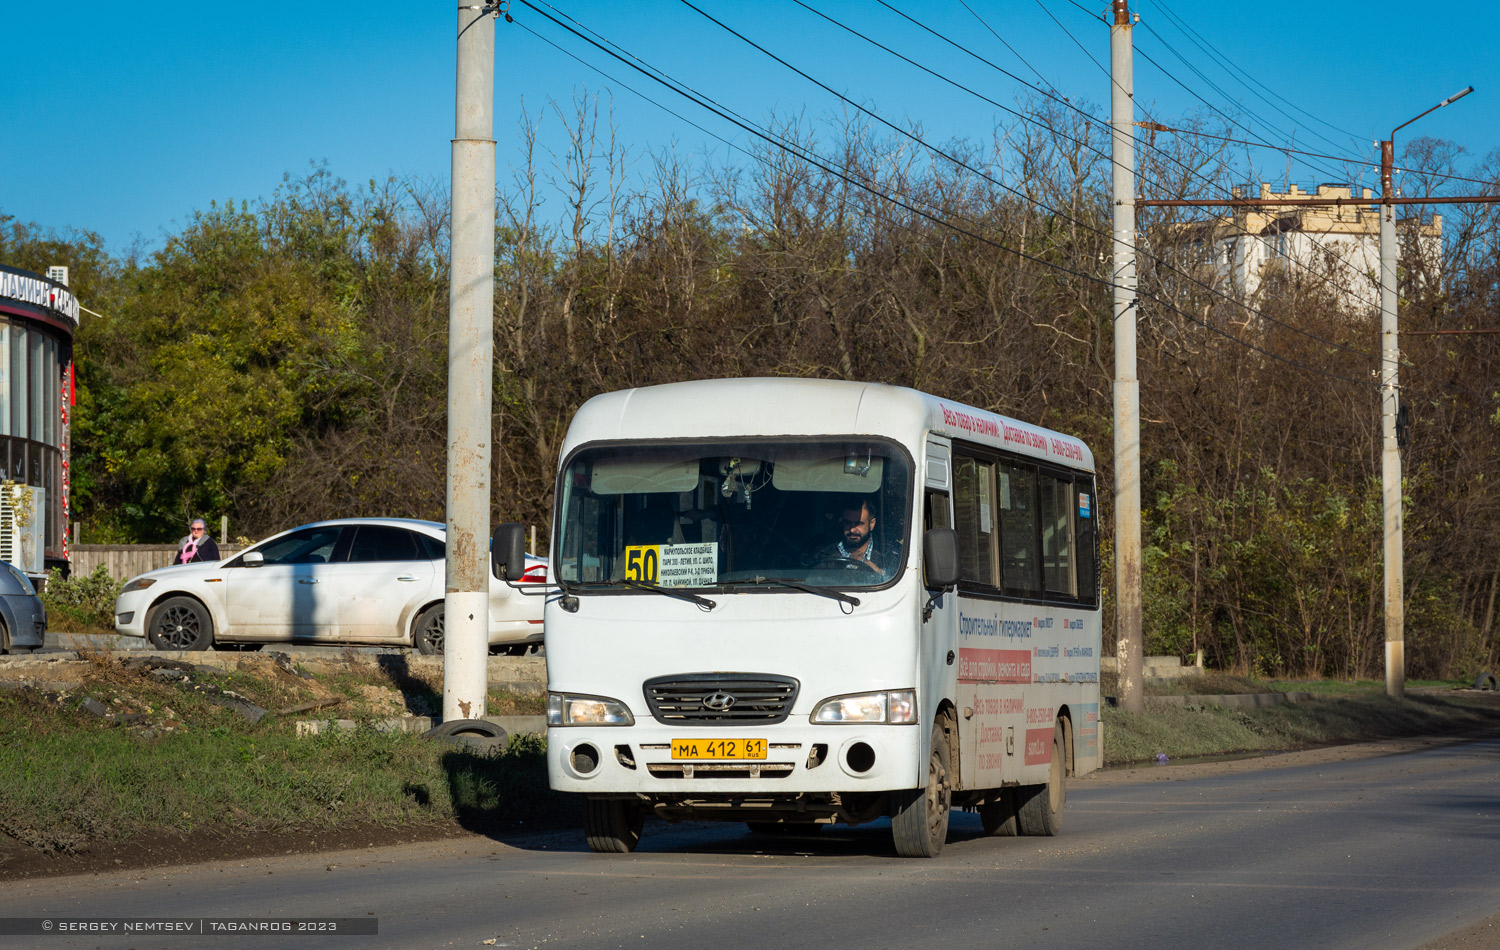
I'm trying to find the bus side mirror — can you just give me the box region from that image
[923,527,959,589]
[492,522,527,582]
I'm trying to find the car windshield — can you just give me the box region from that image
[555,439,912,591]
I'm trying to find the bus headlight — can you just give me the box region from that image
[812,689,918,724]
[548,692,635,726]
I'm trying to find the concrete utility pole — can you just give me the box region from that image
[1110,0,1144,714]
[1378,85,1472,699]
[444,4,498,723]
[1377,138,1404,699]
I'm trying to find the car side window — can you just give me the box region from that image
[347,525,423,563]
[254,527,344,565]
[416,533,445,560]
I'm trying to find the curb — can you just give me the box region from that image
[294,714,546,738]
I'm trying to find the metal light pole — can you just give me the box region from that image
[1110,0,1144,714]
[1378,85,1472,699]
[444,4,498,723]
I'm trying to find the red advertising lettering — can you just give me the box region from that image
[1024,726,1053,765]
[956,648,1032,684]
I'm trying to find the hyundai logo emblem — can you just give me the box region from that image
[703,691,737,711]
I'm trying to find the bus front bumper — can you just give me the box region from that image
[547,722,921,796]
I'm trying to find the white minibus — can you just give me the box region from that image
[493,378,1101,857]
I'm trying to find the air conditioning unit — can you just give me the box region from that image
[0,484,45,573]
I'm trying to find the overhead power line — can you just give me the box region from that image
[1149,0,1365,145]
[510,0,1379,390]
[816,0,1383,357]
[1034,0,1444,310]
[1136,120,1500,190]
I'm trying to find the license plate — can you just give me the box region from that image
[671,738,767,760]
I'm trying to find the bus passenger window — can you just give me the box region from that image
[998,462,1040,597]
[924,491,952,532]
[953,457,996,586]
[1039,473,1076,597]
[1076,483,1098,606]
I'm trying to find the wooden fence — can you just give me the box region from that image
[70,544,245,581]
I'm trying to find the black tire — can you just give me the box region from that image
[979,786,1019,837]
[147,597,214,651]
[425,718,509,754]
[413,604,444,655]
[583,797,645,853]
[425,718,506,738]
[891,721,952,858]
[0,620,40,655]
[1016,720,1066,836]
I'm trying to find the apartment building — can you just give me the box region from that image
[1170,182,1443,312]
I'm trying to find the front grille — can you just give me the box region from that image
[643,673,799,725]
[647,762,795,779]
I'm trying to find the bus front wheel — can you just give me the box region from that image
[891,722,952,858]
[583,797,644,853]
[1016,720,1066,836]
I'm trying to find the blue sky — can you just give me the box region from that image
[4,1,1494,256]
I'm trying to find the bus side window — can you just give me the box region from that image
[953,456,997,587]
[1076,481,1098,606]
[1039,471,1076,598]
[997,461,1041,597]
[924,491,952,532]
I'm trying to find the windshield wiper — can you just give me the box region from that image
[719,576,860,608]
[571,579,716,610]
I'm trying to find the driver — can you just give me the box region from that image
[813,497,898,579]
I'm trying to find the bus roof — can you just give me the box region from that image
[562,378,1095,472]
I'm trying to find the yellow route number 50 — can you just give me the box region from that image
[624,545,660,583]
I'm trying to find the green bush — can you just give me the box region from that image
[41,566,123,633]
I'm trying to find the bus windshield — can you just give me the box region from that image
[556,439,913,591]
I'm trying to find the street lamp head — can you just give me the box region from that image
[1392,85,1475,136]
[1438,86,1474,108]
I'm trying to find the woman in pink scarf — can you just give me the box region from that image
[176,518,221,564]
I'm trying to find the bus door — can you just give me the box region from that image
[948,448,1034,792]
[920,438,959,778]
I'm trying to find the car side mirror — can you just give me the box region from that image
[492,522,527,582]
[242,551,265,569]
[922,527,959,590]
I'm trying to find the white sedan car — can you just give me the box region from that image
[113,518,547,654]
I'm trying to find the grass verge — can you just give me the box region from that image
[1101,673,1500,765]
[0,652,563,866]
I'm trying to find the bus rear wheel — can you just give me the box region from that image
[583,797,645,853]
[1016,720,1066,836]
[979,786,1019,836]
[891,721,951,858]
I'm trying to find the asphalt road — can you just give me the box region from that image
[5,735,1499,950]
